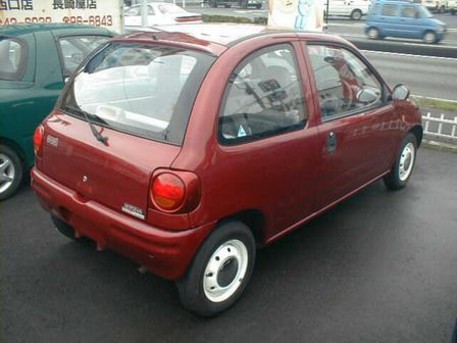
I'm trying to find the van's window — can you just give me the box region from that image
[307,45,382,120]
[370,3,381,15]
[61,43,215,145]
[381,4,398,16]
[0,38,25,81]
[401,5,418,17]
[219,44,306,144]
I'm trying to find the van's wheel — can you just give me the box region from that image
[384,133,417,190]
[177,220,256,317]
[367,27,380,40]
[0,144,24,201]
[423,31,437,44]
[350,9,362,20]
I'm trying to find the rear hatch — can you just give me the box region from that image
[39,110,180,218]
[37,40,215,218]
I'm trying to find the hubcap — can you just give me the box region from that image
[368,29,378,39]
[203,239,249,303]
[399,142,415,182]
[0,153,15,194]
[424,32,435,43]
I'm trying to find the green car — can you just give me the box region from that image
[0,24,115,200]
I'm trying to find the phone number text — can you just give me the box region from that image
[0,15,113,27]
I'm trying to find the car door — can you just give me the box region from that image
[305,44,396,210]
[217,43,319,235]
[378,3,402,37]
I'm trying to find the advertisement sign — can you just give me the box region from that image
[268,0,324,32]
[0,0,122,32]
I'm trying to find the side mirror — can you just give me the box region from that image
[392,84,410,101]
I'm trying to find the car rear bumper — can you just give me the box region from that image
[31,167,215,280]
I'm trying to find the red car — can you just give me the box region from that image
[31,26,422,316]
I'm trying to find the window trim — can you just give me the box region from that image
[218,43,307,146]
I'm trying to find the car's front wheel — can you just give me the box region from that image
[350,9,363,20]
[423,31,437,44]
[367,27,381,40]
[384,133,418,190]
[0,144,24,201]
[177,220,256,317]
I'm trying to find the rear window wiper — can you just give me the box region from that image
[65,106,108,145]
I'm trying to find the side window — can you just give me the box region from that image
[219,45,307,144]
[401,5,417,18]
[381,4,398,16]
[0,38,26,81]
[58,35,110,77]
[307,45,382,120]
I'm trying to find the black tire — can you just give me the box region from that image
[423,30,437,44]
[350,9,363,20]
[51,215,77,240]
[0,144,24,201]
[367,27,380,40]
[177,220,256,317]
[384,133,418,190]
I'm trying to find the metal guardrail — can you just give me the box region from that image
[422,112,457,144]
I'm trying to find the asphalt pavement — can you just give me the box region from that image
[2,148,457,342]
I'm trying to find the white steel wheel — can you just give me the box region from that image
[177,220,255,317]
[398,142,415,182]
[0,145,23,201]
[384,133,418,190]
[203,239,249,303]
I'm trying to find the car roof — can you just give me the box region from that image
[0,23,115,36]
[118,24,352,56]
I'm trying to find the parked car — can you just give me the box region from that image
[124,2,202,26]
[0,23,115,200]
[448,0,457,13]
[322,0,371,20]
[31,26,423,316]
[365,0,447,43]
[208,0,263,9]
[423,0,448,12]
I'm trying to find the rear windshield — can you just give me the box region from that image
[60,42,215,145]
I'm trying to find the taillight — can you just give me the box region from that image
[150,170,200,213]
[152,173,186,211]
[33,125,44,157]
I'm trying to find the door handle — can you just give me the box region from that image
[327,131,337,153]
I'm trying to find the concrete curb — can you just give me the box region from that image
[422,140,457,153]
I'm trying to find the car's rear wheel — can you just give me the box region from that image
[350,9,363,20]
[423,31,437,44]
[367,27,380,40]
[177,220,256,317]
[0,144,23,201]
[384,133,417,190]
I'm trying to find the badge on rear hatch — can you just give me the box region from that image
[122,203,145,220]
